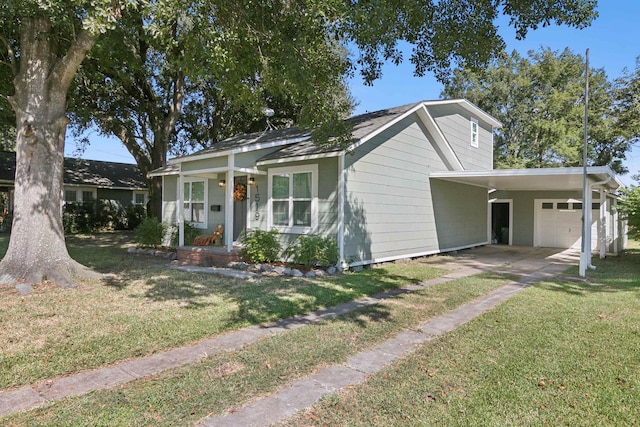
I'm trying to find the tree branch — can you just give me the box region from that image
[0,34,17,76]
[51,28,96,95]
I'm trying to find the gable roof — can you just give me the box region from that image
[0,152,147,190]
[150,99,501,174]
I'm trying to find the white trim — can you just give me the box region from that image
[422,99,503,128]
[348,242,488,268]
[256,151,342,166]
[267,164,318,234]
[169,136,312,164]
[225,154,235,251]
[178,174,184,246]
[416,106,464,171]
[161,175,165,225]
[132,190,148,206]
[182,177,208,230]
[470,117,479,148]
[489,198,513,245]
[234,167,267,175]
[337,153,345,266]
[245,175,252,233]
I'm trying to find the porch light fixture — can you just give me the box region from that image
[218,179,226,187]
[248,177,255,185]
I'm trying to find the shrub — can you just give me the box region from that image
[125,204,147,230]
[239,228,282,263]
[283,234,339,267]
[63,202,96,234]
[134,217,166,247]
[168,222,200,247]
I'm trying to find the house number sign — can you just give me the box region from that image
[254,186,261,220]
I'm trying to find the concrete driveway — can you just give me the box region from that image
[421,244,581,277]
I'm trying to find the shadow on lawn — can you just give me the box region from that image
[138,267,422,326]
[534,248,640,296]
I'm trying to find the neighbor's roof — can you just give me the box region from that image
[0,151,147,189]
[150,99,501,174]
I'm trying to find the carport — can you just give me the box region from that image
[430,166,626,263]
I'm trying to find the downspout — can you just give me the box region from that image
[586,176,611,270]
[599,188,607,259]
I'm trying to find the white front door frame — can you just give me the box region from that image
[488,198,513,245]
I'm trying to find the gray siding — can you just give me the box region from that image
[97,188,135,206]
[161,176,178,224]
[431,179,488,249]
[428,104,493,171]
[343,115,483,265]
[493,190,586,246]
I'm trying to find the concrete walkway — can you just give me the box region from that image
[0,246,579,421]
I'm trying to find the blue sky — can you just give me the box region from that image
[67,2,640,185]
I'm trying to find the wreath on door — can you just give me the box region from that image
[233,183,247,201]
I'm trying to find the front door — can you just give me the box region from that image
[233,176,247,241]
[490,200,512,245]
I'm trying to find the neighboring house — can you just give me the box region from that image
[0,151,149,215]
[150,99,625,268]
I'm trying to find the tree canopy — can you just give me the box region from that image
[442,48,640,174]
[0,0,601,289]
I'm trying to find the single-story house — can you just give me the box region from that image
[0,151,149,215]
[150,99,625,268]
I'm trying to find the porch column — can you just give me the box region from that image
[178,174,184,247]
[613,197,619,255]
[600,188,607,259]
[337,153,346,268]
[225,154,235,252]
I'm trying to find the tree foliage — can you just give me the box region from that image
[617,185,640,239]
[442,48,640,174]
[0,0,600,289]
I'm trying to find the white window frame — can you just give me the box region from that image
[63,188,97,204]
[133,191,147,206]
[182,178,208,229]
[470,117,479,148]
[268,164,318,234]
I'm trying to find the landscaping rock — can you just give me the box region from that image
[127,247,137,253]
[327,266,337,275]
[273,266,286,275]
[15,283,33,296]
[283,268,292,276]
[260,264,275,272]
[304,271,316,278]
[290,269,303,277]
[313,269,326,277]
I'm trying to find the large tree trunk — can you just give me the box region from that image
[0,16,100,291]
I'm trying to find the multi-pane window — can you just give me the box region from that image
[470,118,479,148]
[270,166,316,232]
[82,191,94,204]
[134,192,146,205]
[183,180,206,227]
[64,190,77,203]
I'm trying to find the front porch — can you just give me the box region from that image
[177,245,241,267]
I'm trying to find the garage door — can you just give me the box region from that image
[535,199,599,249]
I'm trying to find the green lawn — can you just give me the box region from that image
[0,232,447,390]
[2,234,639,426]
[280,244,640,426]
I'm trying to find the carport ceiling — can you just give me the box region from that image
[430,167,622,191]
